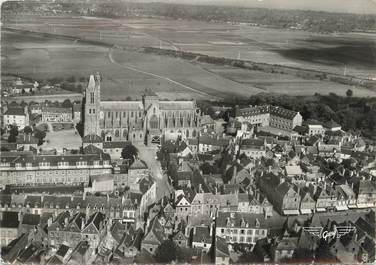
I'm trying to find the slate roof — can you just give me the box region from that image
[21,214,40,226]
[216,236,229,257]
[103,141,130,149]
[129,159,147,170]
[82,134,102,143]
[0,211,19,228]
[240,138,265,149]
[192,226,212,244]
[101,101,143,110]
[239,105,299,120]
[82,144,103,154]
[16,134,39,145]
[199,135,229,147]
[0,152,111,167]
[42,107,71,114]
[159,101,196,110]
[56,244,70,257]
[4,108,25,116]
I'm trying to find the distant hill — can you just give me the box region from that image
[2,1,376,33]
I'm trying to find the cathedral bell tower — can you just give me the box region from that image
[84,73,101,137]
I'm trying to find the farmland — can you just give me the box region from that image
[2,14,376,99]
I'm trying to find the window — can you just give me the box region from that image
[76,161,87,167]
[221,229,224,233]
[131,112,134,118]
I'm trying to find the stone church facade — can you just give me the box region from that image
[84,73,201,144]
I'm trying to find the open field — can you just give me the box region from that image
[2,15,376,99]
[202,64,376,97]
[2,30,265,100]
[5,15,376,80]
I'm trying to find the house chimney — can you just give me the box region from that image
[47,217,53,227]
[81,217,85,230]
[18,211,23,222]
[232,165,238,180]
[209,223,214,236]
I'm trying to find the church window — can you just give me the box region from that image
[115,130,120,137]
[150,115,158,129]
[140,133,142,139]
[133,134,136,139]
[89,109,91,114]
[131,112,134,118]
[93,109,95,114]
[123,112,126,117]
[186,130,189,137]
[192,130,197,137]
[108,112,111,118]
[122,129,128,138]
[116,112,118,118]
[90,92,94,104]
[139,112,142,118]
[153,107,156,114]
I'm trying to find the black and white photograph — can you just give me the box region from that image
[0,0,376,264]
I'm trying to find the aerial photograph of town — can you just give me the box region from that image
[0,0,375,264]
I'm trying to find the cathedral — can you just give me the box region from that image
[83,73,201,144]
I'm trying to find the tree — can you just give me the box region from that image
[121,144,138,164]
[8,125,19,143]
[346,89,353,97]
[75,121,84,138]
[24,126,33,134]
[34,129,46,146]
[154,240,179,263]
[167,162,179,187]
[200,162,214,175]
[62,99,73,108]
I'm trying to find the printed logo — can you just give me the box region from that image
[303,225,356,241]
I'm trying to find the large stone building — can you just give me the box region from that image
[84,73,201,144]
[236,105,302,131]
[0,152,112,186]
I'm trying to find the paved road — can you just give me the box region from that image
[136,143,173,202]
[135,143,163,180]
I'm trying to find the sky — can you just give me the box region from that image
[139,0,376,14]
